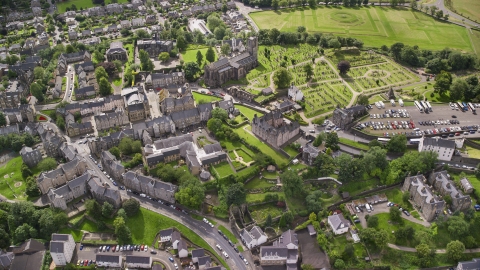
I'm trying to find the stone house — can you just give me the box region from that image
[146,72,186,89]
[198,103,213,122]
[101,150,125,182]
[37,157,88,194]
[75,86,95,100]
[146,15,156,24]
[170,108,201,130]
[82,30,91,37]
[225,86,255,102]
[160,95,195,114]
[107,24,118,33]
[87,6,105,16]
[120,20,131,29]
[41,130,66,158]
[68,31,77,40]
[57,51,91,75]
[328,214,350,235]
[20,146,42,168]
[106,3,123,14]
[123,171,177,203]
[35,23,45,33]
[260,230,298,268]
[131,18,145,28]
[88,129,134,157]
[332,105,366,129]
[94,110,129,131]
[106,42,128,62]
[66,122,94,137]
[32,7,42,17]
[302,143,319,165]
[252,110,300,149]
[428,171,471,213]
[137,38,173,57]
[402,174,445,221]
[87,175,122,208]
[47,172,90,210]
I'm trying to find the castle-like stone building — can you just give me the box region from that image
[251,110,300,149]
[402,174,445,221]
[204,37,258,87]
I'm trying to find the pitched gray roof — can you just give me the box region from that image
[51,234,70,241]
[328,214,349,230]
[159,229,173,237]
[191,249,205,258]
[126,255,151,264]
[198,256,211,266]
[177,239,187,251]
[96,254,121,263]
[422,137,456,149]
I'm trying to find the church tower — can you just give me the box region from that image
[247,36,258,59]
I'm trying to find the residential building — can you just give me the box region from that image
[418,137,456,161]
[105,3,123,14]
[122,86,150,122]
[120,20,131,29]
[47,172,91,209]
[225,86,255,102]
[88,128,134,157]
[132,17,145,28]
[126,256,152,268]
[40,130,67,158]
[137,36,173,57]
[75,86,96,100]
[68,30,77,40]
[288,84,303,102]
[96,255,122,268]
[37,157,88,194]
[171,231,181,249]
[217,99,236,115]
[50,234,75,266]
[460,178,474,194]
[146,15,157,24]
[159,1,171,10]
[87,176,122,208]
[20,146,42,168]
[94,110,129,131]
[101,150,125,182]
[0,251,13,269]
[66,122,94,137]
[192,249,205,263]
[159,228,173,242]
[428,171,471,212]
[146,72,186,89]
[32,7,42,17]
[3,104,36,125]
[204,37,258,87]
[198,256,212,269]
[177,240,188,258]
[107,24,117,32]
[302,143,319,165]
[456,258,480,270]
[123,171,178,203]
[328,213,350,235]
[160,95,195,114]
[260,230,298,268]
[10,239,46,270]
[57,51,91,75]
[332,105,367,129]
[170,108,201,130]
[402,174,445,221]
[87,6,105,16]
[222,37,245,53]
[252,110,300,149]
[106,41,128,62]
[240,226,267,249]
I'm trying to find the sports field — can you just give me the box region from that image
[451,0,480,23]
[56,0,128,13]
[250,7,474,52]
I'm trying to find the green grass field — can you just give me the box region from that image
[234,105,264,121]
[245,177,276,189]
[250,7,474,52]
[451,0,480,23]
[59,227,84,242]
[249,203,284,223]
[212,162,235,178]
[181,46,217,68]
[470,29,480,57]
[126,208,228,268]
[56,0,128,13]
[339,137,370,150]
[0,156,27,200]
[192,92,222,103]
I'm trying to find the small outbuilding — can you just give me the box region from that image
[307,224,316,236]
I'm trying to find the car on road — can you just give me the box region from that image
[150,250,157,254]
[228,240,234,247]
[144,246,148,252]
[234,247,239,252]
[174,263,178,269]
[223,251,229,258]
[80,244,84,250]
[243,258,249,265]
[169,257,174,262]
[119,186,125,190]
[218,230,223,236]
[403,210,410,216]
[112,181,118,186]
[239,254,244,260]
[216,244,222,251]
[208,222,214,228]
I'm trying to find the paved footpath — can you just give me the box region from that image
[388,243,480,254]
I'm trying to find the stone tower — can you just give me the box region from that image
[247,36,258,59]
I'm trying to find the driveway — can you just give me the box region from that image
[357,202,431,229]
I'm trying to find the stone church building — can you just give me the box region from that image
[251,110,300,149]
[204,37,258,87]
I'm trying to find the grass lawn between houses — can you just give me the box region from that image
[192,92,222,103]
[0,156,27,200]
[234,104,264,121]
[126,208,229,269]
[212,162,235,178]
[56,0,129,13]
[250,7,474,53]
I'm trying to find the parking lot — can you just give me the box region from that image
[356,104,480,138]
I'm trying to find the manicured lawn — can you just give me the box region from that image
[59,227,84,242]
[368,95,385,104]
[470,29,480,58]
[113,77,122,87]
[233,126,289,167]
[246,192,285,203]
[192,92,222,103]
[126,208,228,268]
[339,178,379,197]
[465,145,480,159]
[212,162,234,178]
[250,7,474,52]
[451,0,480,23]
[244,177,276,189]
[79,219,112,233]
[234,105,264,121]
[0,156,27,200]
[425,90,451,102]
[282,145,299,157]
[249,203,285,223]
[375,212,426,233]
[218,225,238,244]
[56,0,128,13]
[339,137,370,151]
[236,149,253,163]
[181,45,217,68]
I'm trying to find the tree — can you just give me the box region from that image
[416,243,435,267]
[386,134,407,152]
[158,52,170,63]
[85,199,102,217]
[304,64,313,80]
[447,216,469,238]
[308,0,316,8]
[446,240,465,261]
[279,215,287,228]
[183,62,200,81]
[102,202,114,217]
[96,62,116,76]
[273,67,293,89]
[0,228,10,249]
[117,208,127,221]
[280,170,305,198]
[334,259,346,269]
[316,233,328,250]
[313,133,325,147]
[336,153,364,183]
[93,50,105,63]
[337,61,351,74]
[367,215,378,228]
[98,77,112,96]
[175,178,206,209]
[196,50,203,66]
[113,60,123,72]
[357,94,369,105]
[113,216,131,244]
[402,192,410,204]
[37,157,57,171]
[138,50,154,71]
[34,66,44,80]
[207,118,223,135]
[95,66,109,82]
[122,198,140,216]
[311,153,335,177]
[273,0,279,10]
[390,42,405,60]
[0,112,5,127]
[325,132,340,151]
[30,82,44,102]
[211,107,228,121]
[110,147,121,159]
[56,116,65,131]
[264,214,273,228]
[207,14,223,31]
[450,78,468,101]
[390,206,402,223]
[176,35,187,51]
[328,39,341,50]
[135,29,150,39]
[206,47,215,62]
[309,212,317,222]
[434,70,453,94]
[226,183,246,206]
[396,225,414,240]
[221,43,231,56]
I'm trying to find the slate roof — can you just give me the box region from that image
[159,229,173,237]
[198,256,211,266]
[96,254,121,263]
[126,255,151,264]
[51,234,70,241]
[177,239,187,251]
[203,143,222,154]
[422,137,456,149]
[328,214,350,230]
[191,249,205,258]
[457,258,480,270]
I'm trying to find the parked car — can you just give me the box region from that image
[169,257,174,262]
[403,210,410,216]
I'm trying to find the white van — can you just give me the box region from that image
[140,193,146,198]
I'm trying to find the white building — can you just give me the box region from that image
[240,226,267,249]
[50,234,75,266]
[158,228,173,242]
[418,137,455,161]
[328,214,350,235]
[125,255,152,269]
[188,19,211,36]
[96,255,122,268]
[288,84,303,102]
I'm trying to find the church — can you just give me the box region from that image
[204,37,258,87]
